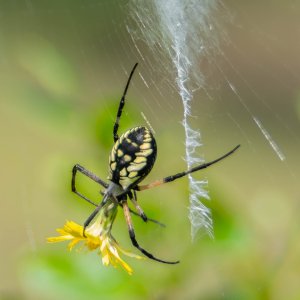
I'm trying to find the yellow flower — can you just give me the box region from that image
[47,201,143,275]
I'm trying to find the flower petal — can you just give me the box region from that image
[48,204,141,275]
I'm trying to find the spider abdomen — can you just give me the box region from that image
[108,126,157,190]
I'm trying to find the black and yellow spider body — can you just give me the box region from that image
[71,63,240,265]
[108,126,157,190]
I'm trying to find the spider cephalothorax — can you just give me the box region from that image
[71,63,240,264]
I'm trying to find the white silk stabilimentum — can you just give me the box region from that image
[128,0,223,239]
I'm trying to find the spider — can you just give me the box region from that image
[71,63,240,264]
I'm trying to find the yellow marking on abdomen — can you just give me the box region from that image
[140,143,151,150]
[124,154,132,162]
[120,168,127,177]
[117,149,124,157]
[127,162,147,172]
[128,171,138,178]
[136,148,153,157]
[110,152,115,162]
[110,162,117,171]
[134,156,147,164]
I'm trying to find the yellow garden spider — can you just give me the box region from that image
[71,63,240,264]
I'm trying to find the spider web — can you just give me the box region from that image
[125,0,300,240]
[1,1,300,294]
[127,0,224,239]
[0,0,300,299]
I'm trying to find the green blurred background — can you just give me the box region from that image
[0,1,299,299]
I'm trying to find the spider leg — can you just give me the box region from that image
[136,144,240,191]
[91,191,165,227]
[121,199,179,264]
[82,194,111,236]
[72,164,108,206]
[128,191,166,227]
[128,190,147,222]
[83,204,102,230]
[113,63,138,142]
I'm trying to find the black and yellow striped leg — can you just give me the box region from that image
[121,199,179,264]
[128,190,147,222]
[128,191,166,227]
[95,191,165,227]
[72,164,108,206]
[113,63,138,142]
[136,145,240,191]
